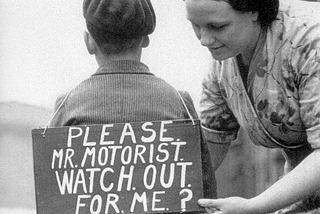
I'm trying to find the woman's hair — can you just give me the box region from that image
[225,0,279,27]
[184,0,279,27]
[86,21,142,55]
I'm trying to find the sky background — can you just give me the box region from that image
[0,0,212,111]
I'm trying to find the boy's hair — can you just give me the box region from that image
[86,20,142,54]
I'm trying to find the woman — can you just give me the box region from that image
[184,0,320,213]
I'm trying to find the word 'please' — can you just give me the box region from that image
[67,121,176,147]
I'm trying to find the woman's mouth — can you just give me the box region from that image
[210,45,224,50]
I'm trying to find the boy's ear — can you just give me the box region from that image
[141,36,150,48]
[84,31,97,55]
[251,11,259,22]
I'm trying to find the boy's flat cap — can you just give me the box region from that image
[83,0,156,39]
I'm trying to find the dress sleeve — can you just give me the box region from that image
[199,63,240,144]
[292,28,320,149]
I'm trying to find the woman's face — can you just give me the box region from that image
[185,0,261,62]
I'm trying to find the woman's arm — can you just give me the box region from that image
[199,63,240,170]
[198,149,320,214]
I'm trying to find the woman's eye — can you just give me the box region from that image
[208,24,225,31]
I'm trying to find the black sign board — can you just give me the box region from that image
[32,120,204,214]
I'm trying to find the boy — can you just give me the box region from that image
[49,0,216,200]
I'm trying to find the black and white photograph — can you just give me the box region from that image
[1,0,320,213]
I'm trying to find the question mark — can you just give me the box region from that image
[179,189,193,212]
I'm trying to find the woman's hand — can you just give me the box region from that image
[198,197,252,214]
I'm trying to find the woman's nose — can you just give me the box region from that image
[200,28,215,47]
